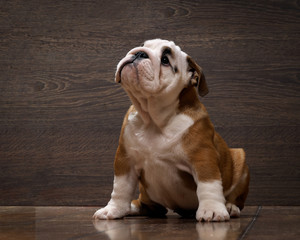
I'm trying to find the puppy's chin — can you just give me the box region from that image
[120,64,139,85]
[120,61,158,95]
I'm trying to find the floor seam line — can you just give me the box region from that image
[238,205,262,240]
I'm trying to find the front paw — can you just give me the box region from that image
[93,204,129,220]
[196,200,230,222]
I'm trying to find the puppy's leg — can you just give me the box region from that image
[226,149,250,217]
[226,166,250,217]
[191,151,230,222]
[94,146,138,220]
[130,183,167,217]
[93,173,137,220]
[196,180,230,222]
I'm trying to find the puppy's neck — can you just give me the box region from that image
[128,86,203,130]
[147,96,179,129]
[128,94,179,130]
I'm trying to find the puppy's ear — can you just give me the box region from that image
[187,56,209,97]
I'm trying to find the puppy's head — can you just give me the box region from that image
[115,39,208,101]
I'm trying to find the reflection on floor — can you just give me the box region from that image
[0,206,299,240]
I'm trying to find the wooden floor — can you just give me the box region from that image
[0,206,299,240]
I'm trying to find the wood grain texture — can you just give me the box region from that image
[0,0,299,205]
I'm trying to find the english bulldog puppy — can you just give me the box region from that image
[94,39,250,222]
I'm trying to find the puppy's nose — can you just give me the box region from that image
[134,51,149,59]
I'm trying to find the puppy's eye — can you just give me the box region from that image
[161,56,170,66]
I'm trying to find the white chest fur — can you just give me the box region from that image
[123,111,199,209]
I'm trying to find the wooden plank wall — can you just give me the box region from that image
[0,0,299,206]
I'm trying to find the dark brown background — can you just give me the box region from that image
[0,0,299,206]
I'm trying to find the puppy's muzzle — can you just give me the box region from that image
[117,51,149,84]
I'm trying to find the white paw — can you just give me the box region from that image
[196,200,230,222]
[226,203,240,217]
[93,204,129,220]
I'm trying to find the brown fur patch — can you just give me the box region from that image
[114,105,135,176]
[180,86,234,190]
[179,85,249,210]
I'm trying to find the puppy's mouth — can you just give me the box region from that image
[117,60,134,83]
[116,51,149,83]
